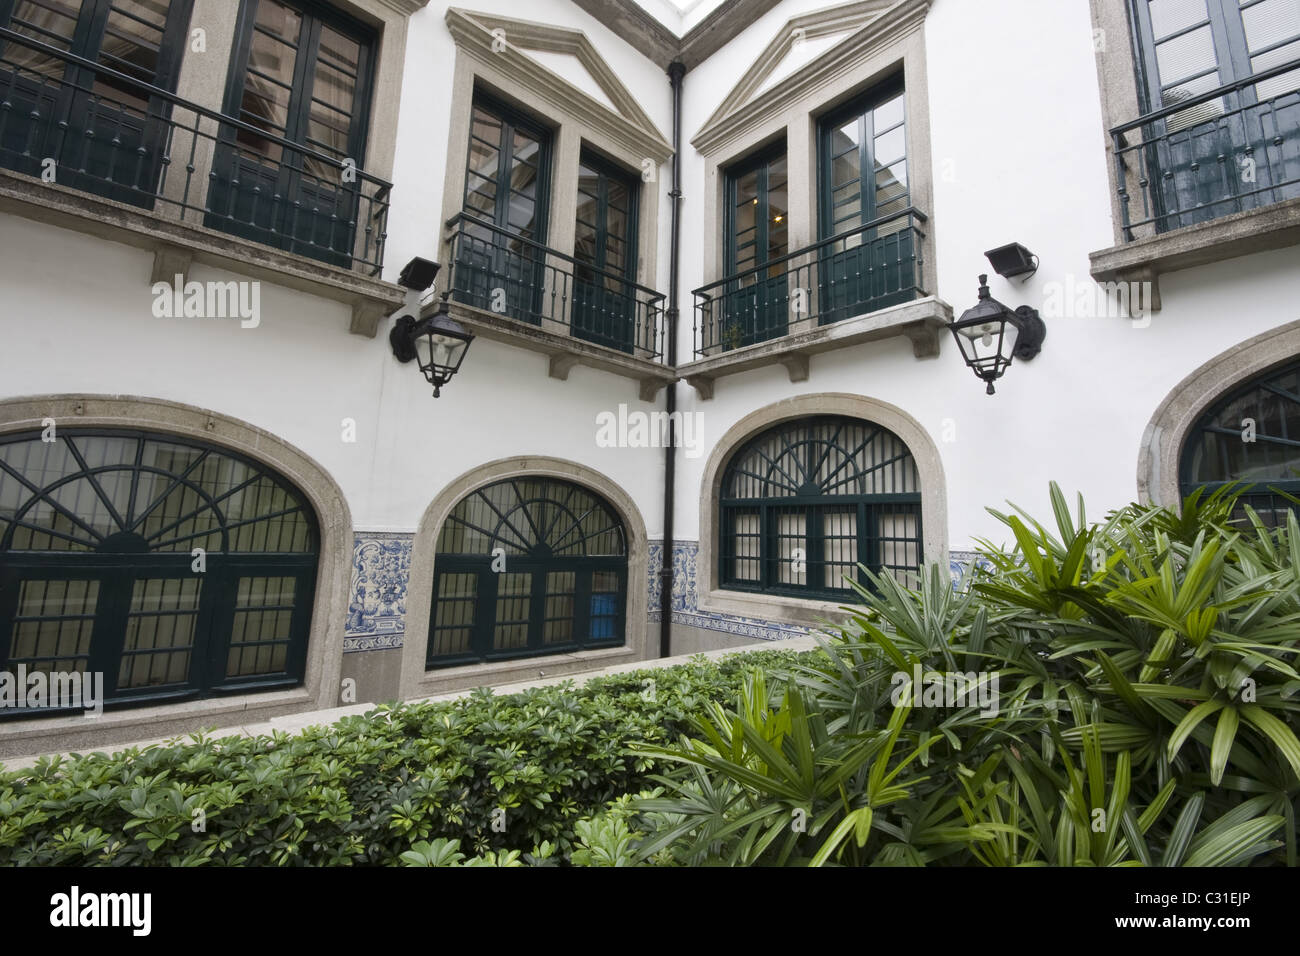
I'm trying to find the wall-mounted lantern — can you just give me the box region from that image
[950,275,1046,395]
[389,258,474,398]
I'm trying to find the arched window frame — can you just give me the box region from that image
[718,415,923,600]
[426,476,629,668]
[0,426,321,716]
[1178,357,1300,523]
[698,395,948,629]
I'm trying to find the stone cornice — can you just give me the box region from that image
[692,0,930,156]
[374,0,431,16]
[446,8,673,163]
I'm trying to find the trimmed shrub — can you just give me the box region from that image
[0,649,816,866]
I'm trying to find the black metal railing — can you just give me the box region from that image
[0,27,390,274]
[445,212,666,361]
[1112,58,1300,241]
[691,207,926,359]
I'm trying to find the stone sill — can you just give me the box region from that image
[677,295,952,399]
[697,588,858,631]
[0,169,406,337]
[0,687,315,761]
[1090,196,1300,309]
[407,644,642,699]
[442,299,678,401]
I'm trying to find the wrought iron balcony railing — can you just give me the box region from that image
[1112,58,1300,241]
[691,207,927,360]
[0,27,390,274]
[445,212,667,362]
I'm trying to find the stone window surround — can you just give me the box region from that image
[686,0,936,389]
[1086,0,1300,304]
[696,393,948,629]
[0,395,353,760]
[1137,318,1300,510]
[0,0,423,341]
[435,9,675,392]
[399,455,652,700]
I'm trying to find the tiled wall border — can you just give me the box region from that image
[343,535,993,653]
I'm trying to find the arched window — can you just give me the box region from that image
[0,429,319,716]
[1180,358,1300,525]
[428,477,627,667]
[720,416,922,598]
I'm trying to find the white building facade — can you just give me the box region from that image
[0,0,1296,756]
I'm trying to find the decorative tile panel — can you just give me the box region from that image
[344,532,413,653]
[648,540,815,642]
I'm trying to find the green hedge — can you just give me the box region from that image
[0,648,815,866]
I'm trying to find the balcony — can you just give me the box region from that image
[1091,58,1300,299]
[680,207,950,398]
[442,212,675,399]
[0,27,402,335]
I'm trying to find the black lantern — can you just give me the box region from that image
[390,294,474,397]
[950,275,1045,395]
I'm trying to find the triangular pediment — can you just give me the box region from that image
[446,9,672,161]
[695,0,924,152]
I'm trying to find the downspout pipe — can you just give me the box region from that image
[659,60,686,659]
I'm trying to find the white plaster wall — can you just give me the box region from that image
[1,0,1297,560]
[0,1,677,546]
[670,0,1300,552]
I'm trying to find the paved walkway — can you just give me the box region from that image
[0,635,824,771]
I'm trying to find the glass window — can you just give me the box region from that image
[0,0,193,206]
[720,416,923,598]
[572,150,640,353]
[719,143,789,348]
[427,478,626,668]
[1180,357,1300,526]
[450,92,553,325]
[207,0,375,267]
[0,429,318,717]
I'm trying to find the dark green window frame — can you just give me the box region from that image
[572,148,640,353]
[721,140,789,348]
[1127,0,1300,230]
[208,0,376,266]
[428,476,626,671]
[0,428,319,718]
[0,0,195,207]
[816,75,914,323]
[1180,356,1300,525]
[719,416,923,600]
[427,477,627,669]
[453,88,554,324]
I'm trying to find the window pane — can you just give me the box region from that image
[543,570,575,644]
[823,510,859,591]
[772,509,806,586]
[7,579,99,672]
[493,572,531,650]
[119,576,201,689]
[430,572,477,658]
[225,575,296,678]
[1155,24,1220,86]
[1148,0,1209,39]
[727,510,761,581]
